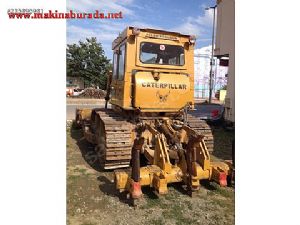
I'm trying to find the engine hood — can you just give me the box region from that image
[133,71,193,112]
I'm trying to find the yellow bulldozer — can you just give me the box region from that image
[75,27,233,204]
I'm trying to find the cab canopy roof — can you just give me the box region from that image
[112,26,195,50]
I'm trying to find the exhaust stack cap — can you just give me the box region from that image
[132,27,141,35]
[189,35,196,44]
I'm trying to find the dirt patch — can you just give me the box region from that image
[212,126,234,161]
[67,126,235,225]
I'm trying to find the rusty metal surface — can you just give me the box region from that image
[186,114,214,152]
[93,108,134,169]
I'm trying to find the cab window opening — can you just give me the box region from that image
[140,42,185,66]
[112,44,126,80]
[118,44,125,80]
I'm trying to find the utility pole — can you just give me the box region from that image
[205,5,217,103]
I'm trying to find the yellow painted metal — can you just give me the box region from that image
[76,108,92,121]
[109,27,195,112]
[114,171,129,192]
[114,120,232,194]
[134,71,192,110]
[75,27,233,197]
[153,135,172,173]
[193,163,211,180]
[115,165,183,192]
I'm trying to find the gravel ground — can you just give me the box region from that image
[67,124,235,225]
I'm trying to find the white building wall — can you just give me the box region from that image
[215,0,235,122]
[194,46,228,99]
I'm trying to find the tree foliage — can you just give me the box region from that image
[67,37,111,89]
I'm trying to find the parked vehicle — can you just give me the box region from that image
[75,27,232,202]
[66,84,84,97]
[66,84,77,97]
[73,88,85,96]
[190,102,225,124]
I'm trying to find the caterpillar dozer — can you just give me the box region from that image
[76,27,233,203]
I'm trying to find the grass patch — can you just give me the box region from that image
[162,203,198,225]
[74,167,87,175]
[149,217,165,225]
[215,188,234,199]
[206,182,234,199]
[81,222,96,225]
[164,186,181,201]
[141,196,163,209]
[183,200,193,210]
[68,175,80,182]
[211,197,234,209]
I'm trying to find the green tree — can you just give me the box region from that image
[67,37,111,89]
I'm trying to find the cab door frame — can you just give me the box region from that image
[111,41,127,106]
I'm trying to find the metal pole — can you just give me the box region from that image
[208,6,216,103]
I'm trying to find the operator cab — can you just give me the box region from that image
[108,27,196,112]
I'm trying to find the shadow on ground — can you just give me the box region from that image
[70,125,103,172]
[211,126,234,161]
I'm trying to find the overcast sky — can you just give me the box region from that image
[67,0,215,60]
